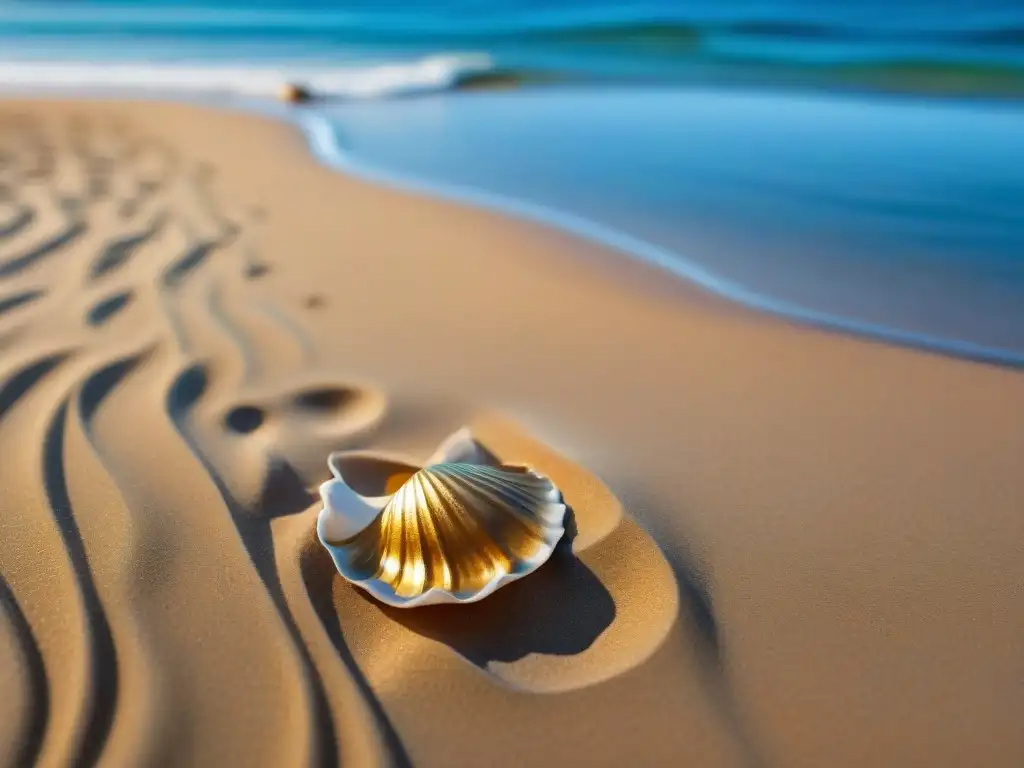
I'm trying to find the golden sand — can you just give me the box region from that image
[0,100,1020,767]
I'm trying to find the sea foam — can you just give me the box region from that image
[0,54,495,99]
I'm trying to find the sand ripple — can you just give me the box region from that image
[0,106,694,767]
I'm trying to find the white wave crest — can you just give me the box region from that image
[0,54,495,99]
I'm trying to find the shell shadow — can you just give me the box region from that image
[367,508,616,669]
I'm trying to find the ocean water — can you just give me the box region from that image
[4,0,1024,90]
[2,1,1024,363]
[306,89,1024,364]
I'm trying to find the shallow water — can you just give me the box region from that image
[312,87,1024,362]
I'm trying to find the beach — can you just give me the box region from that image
[0,98,1020,767]
[308,86,1024,364]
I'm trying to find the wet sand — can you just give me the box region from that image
[0,99,1020,768]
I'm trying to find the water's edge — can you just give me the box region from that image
[3,85,1022,369]
[294,110,1024,369]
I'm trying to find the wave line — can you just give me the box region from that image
[299,112,1024,370]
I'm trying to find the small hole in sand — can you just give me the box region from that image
[292,387,353,413]
[304,294,325,310]
[245,262,270,279]
[224,405,265,434]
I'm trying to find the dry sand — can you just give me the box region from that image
[0,99,1020,768]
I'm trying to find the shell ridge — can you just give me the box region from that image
[445,465,557,541]
[439,468,535,569]
[379,482,409,586]
[416,468,458,594]
[412,472,447,593]
[392,478,414,597]
[436,464,561,572]
[464,464,558,511]
[426,467,519,593]
[415,473,452,598]
[421,466,482,596]
[446,464,564,536]
[425,468,477,593]
[439,468,512,597]
[439,466,551,565]
[441,464,548,524]
[399,474,429,597]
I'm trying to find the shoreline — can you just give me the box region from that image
[299,106,1024,371]
[2,82,1023,369]
[0,96,1020,767]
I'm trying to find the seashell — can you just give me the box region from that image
[317,432,567,607]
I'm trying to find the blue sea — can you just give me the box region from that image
[3,0,1024,363]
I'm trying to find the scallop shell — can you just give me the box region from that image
[320,462,567,607]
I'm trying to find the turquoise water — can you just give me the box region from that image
[3,1,1024,363]
[4,0,1024,87]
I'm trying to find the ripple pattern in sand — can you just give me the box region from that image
[0,107,705,768]
[0,109,393,767]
